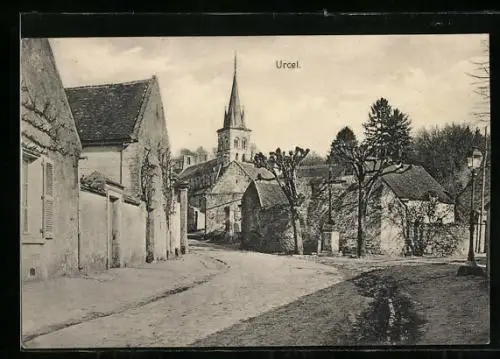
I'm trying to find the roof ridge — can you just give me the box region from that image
[65,77,153,91]
[252,180,264,208]
[233,161,254,179]
[131,77,156,137]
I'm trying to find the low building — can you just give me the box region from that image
[240,164,459,256]
[21,38,83,281]
[322,165,457,256]
[241,180,293,253]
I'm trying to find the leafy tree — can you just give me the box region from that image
[300,151,327,166]
[179,148,196,157]
[195,146,209,162]
[408,123,490,222]
[363,98,412,161]
[254,147,310,255]
[329,100,412,257]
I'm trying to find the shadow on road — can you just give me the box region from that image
[191,263,489,347]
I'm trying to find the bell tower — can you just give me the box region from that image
[217,53,252,166]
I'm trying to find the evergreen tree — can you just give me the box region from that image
[363,98,412,160]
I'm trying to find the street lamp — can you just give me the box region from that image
[457,147,484,276]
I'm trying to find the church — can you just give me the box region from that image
[178,55,273,237]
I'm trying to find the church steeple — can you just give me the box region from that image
[223,53,246,129]
[217,53,252,166]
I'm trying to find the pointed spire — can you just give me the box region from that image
[223,52,246,129]
[234,52,237,74]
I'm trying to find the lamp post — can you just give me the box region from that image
[457,147,484,276]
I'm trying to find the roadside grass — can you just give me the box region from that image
[191,263,489,347]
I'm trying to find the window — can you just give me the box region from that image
[186,157,191,165]
[242,138,247,149]
[234,138,239,148]
[235,153,239,161]
[43,159,55,239]
[242,154,246,162]
[22,159,28,233]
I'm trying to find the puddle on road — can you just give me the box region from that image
[351,272,427,345]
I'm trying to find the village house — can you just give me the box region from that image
[178,55,272,238]
[241,163,460,256]
[65,75,187,265]
[21,38,82,281]
[241,180,292,252]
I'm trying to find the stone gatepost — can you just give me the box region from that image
[178,181,189,254]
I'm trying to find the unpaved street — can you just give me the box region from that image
[23,241,343,348]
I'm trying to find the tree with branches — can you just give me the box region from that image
[141,147,160,263]
[254,147,310,255]
[329,100,412,257]
[467,39,490,124]
[157,142,176,258]
[21,84,77,158]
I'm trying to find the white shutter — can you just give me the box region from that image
[42,158,55,239]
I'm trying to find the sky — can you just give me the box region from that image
[49,35,489,156]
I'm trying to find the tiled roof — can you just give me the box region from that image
[178,158,221,180]
[237,162,274,180]
[381,165,453,204]
[80,171,141,205]
[253,180,288,209]
[65,78,152,143]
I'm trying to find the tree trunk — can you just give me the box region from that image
[145,211,155,263]
[165,221,171,260]
[292,207,304,255]
[357,188,366,257]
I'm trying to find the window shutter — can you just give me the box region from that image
[42,158,55,239]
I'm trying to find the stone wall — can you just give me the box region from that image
[379,185,406,256]
[259,206,295,253]
[79,189,108,271]
[205,193,242,235]
[241,183,294,253]
[79,188,147,270]
[304,181,383,255]
[121,200,147,265]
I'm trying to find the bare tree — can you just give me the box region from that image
[467,39,490,124]
[254,147,310,255]
[329,134,410,257]
[157,143,175,259]
[141,147,160,263]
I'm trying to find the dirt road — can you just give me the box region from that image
[23,240,343,348]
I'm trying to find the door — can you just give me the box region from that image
[110,197,121,268]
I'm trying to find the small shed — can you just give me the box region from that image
[241,180,294,253]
